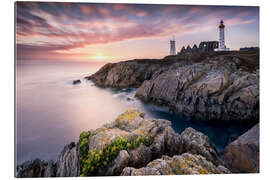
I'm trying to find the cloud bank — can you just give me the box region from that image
[16,2,259,61]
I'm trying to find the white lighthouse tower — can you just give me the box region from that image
[170,35,176,55]
[216,20,229,51]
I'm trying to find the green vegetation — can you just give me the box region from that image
[79,131,90,171]
[80,136,151,176]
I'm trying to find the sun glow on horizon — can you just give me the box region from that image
[90,54,113,62]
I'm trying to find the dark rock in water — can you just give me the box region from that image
[121,153,230,175]
[228,134,238,144]
[126,97,134,101]
[17,158,56,177]
[179,127,223,166]
[72,80,81,85]
[56,142,80,177]
[222,123,259,173]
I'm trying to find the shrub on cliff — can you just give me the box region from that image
[79,131,90,171]
[80,136,150,176]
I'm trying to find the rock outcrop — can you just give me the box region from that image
[56,142,80,177]
[88,51,259,122]
[86,109,183,175]
[17,110,259,177]
[222,123,259,173]
[136,56,259,122]
[179,127,223,166]
[86,59,193,89]
[17,159,56,178]
[121,153,230,175]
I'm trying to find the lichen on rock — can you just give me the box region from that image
[121,153,230,175]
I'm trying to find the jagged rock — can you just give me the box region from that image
[56,142,80,177]
[17,158,55,177]
[128,144,152,168]
[179,127,223,166]
[121,167,160,175]
[86,61,166,88]
[98,150,130,176]
[121,153,230,175]
[85,109,182,175]
[44,161,56,177]
[222,124,259,173]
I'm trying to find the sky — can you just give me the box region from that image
[16,2,259,62]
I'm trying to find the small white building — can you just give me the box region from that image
[215,20,230,51]
[170,36,176,55]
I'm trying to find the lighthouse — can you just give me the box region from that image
[216,20,229,51]
[170,36,176,55]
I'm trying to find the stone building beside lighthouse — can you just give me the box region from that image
[172,20,230,56]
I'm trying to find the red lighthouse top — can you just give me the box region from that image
[219,20,225,29]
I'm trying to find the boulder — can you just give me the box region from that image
[128,144,152,168]
[222,124,259,173]
[179,127,223,166]
[121,153,230,175]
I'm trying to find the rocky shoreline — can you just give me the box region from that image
[87,51,259,122]
[17,51,259,177]
[17,110,259,177]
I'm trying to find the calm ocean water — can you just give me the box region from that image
[16,60,255,165]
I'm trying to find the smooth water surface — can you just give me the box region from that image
[16,60,255,165]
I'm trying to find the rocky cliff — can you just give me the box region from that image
[18,109,260,177]
[87,51,259,122]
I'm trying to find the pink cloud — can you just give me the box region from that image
[136,11,148,17]
[80,5,94,14]
[113,4,134,12]
[164,6,185,13]
[226,17,256,26]
[98,7,111,16]
[188,7,205,14]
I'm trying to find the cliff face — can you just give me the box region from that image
[136,56,259,122]
[88,51,259,122]
[86,58,194,89]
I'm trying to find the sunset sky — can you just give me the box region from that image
[16,2,259,62]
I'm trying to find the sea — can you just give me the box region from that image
[16,60,255,165]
